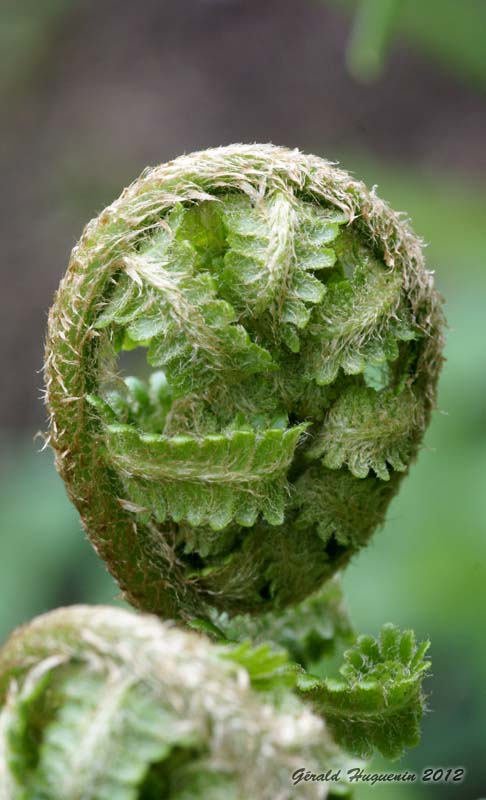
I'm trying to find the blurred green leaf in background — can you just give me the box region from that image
[330,0,486,85]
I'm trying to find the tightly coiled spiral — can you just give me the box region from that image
[45,144,444,620]
[0,605,338,800]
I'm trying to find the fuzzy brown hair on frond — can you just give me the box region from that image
[44,144,444,620]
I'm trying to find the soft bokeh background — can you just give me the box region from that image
[1,1,485,797]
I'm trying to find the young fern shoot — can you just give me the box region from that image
[0,605,347,799]
[0,144,443,797]
[44,144,444,621]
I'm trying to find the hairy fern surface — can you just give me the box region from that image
[44,144,444,620]
[202,581,431,763]
[0,606,348,800]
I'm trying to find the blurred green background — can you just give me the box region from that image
[0,1,485,797]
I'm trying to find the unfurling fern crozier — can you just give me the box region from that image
[44,144,444,619]
[0,605,342,799]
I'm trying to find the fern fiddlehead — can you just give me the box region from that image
[205,579,431,764]
[31,145,443,795]
[44,144,444,621]
[0,605,345,799]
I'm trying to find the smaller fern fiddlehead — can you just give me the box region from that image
[44,144,444,620]
[204,579,432,763]
[0,605,347,800]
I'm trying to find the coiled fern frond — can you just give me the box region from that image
[202,580,432,762]
[0,605,346,800]
[44,144,444,619]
